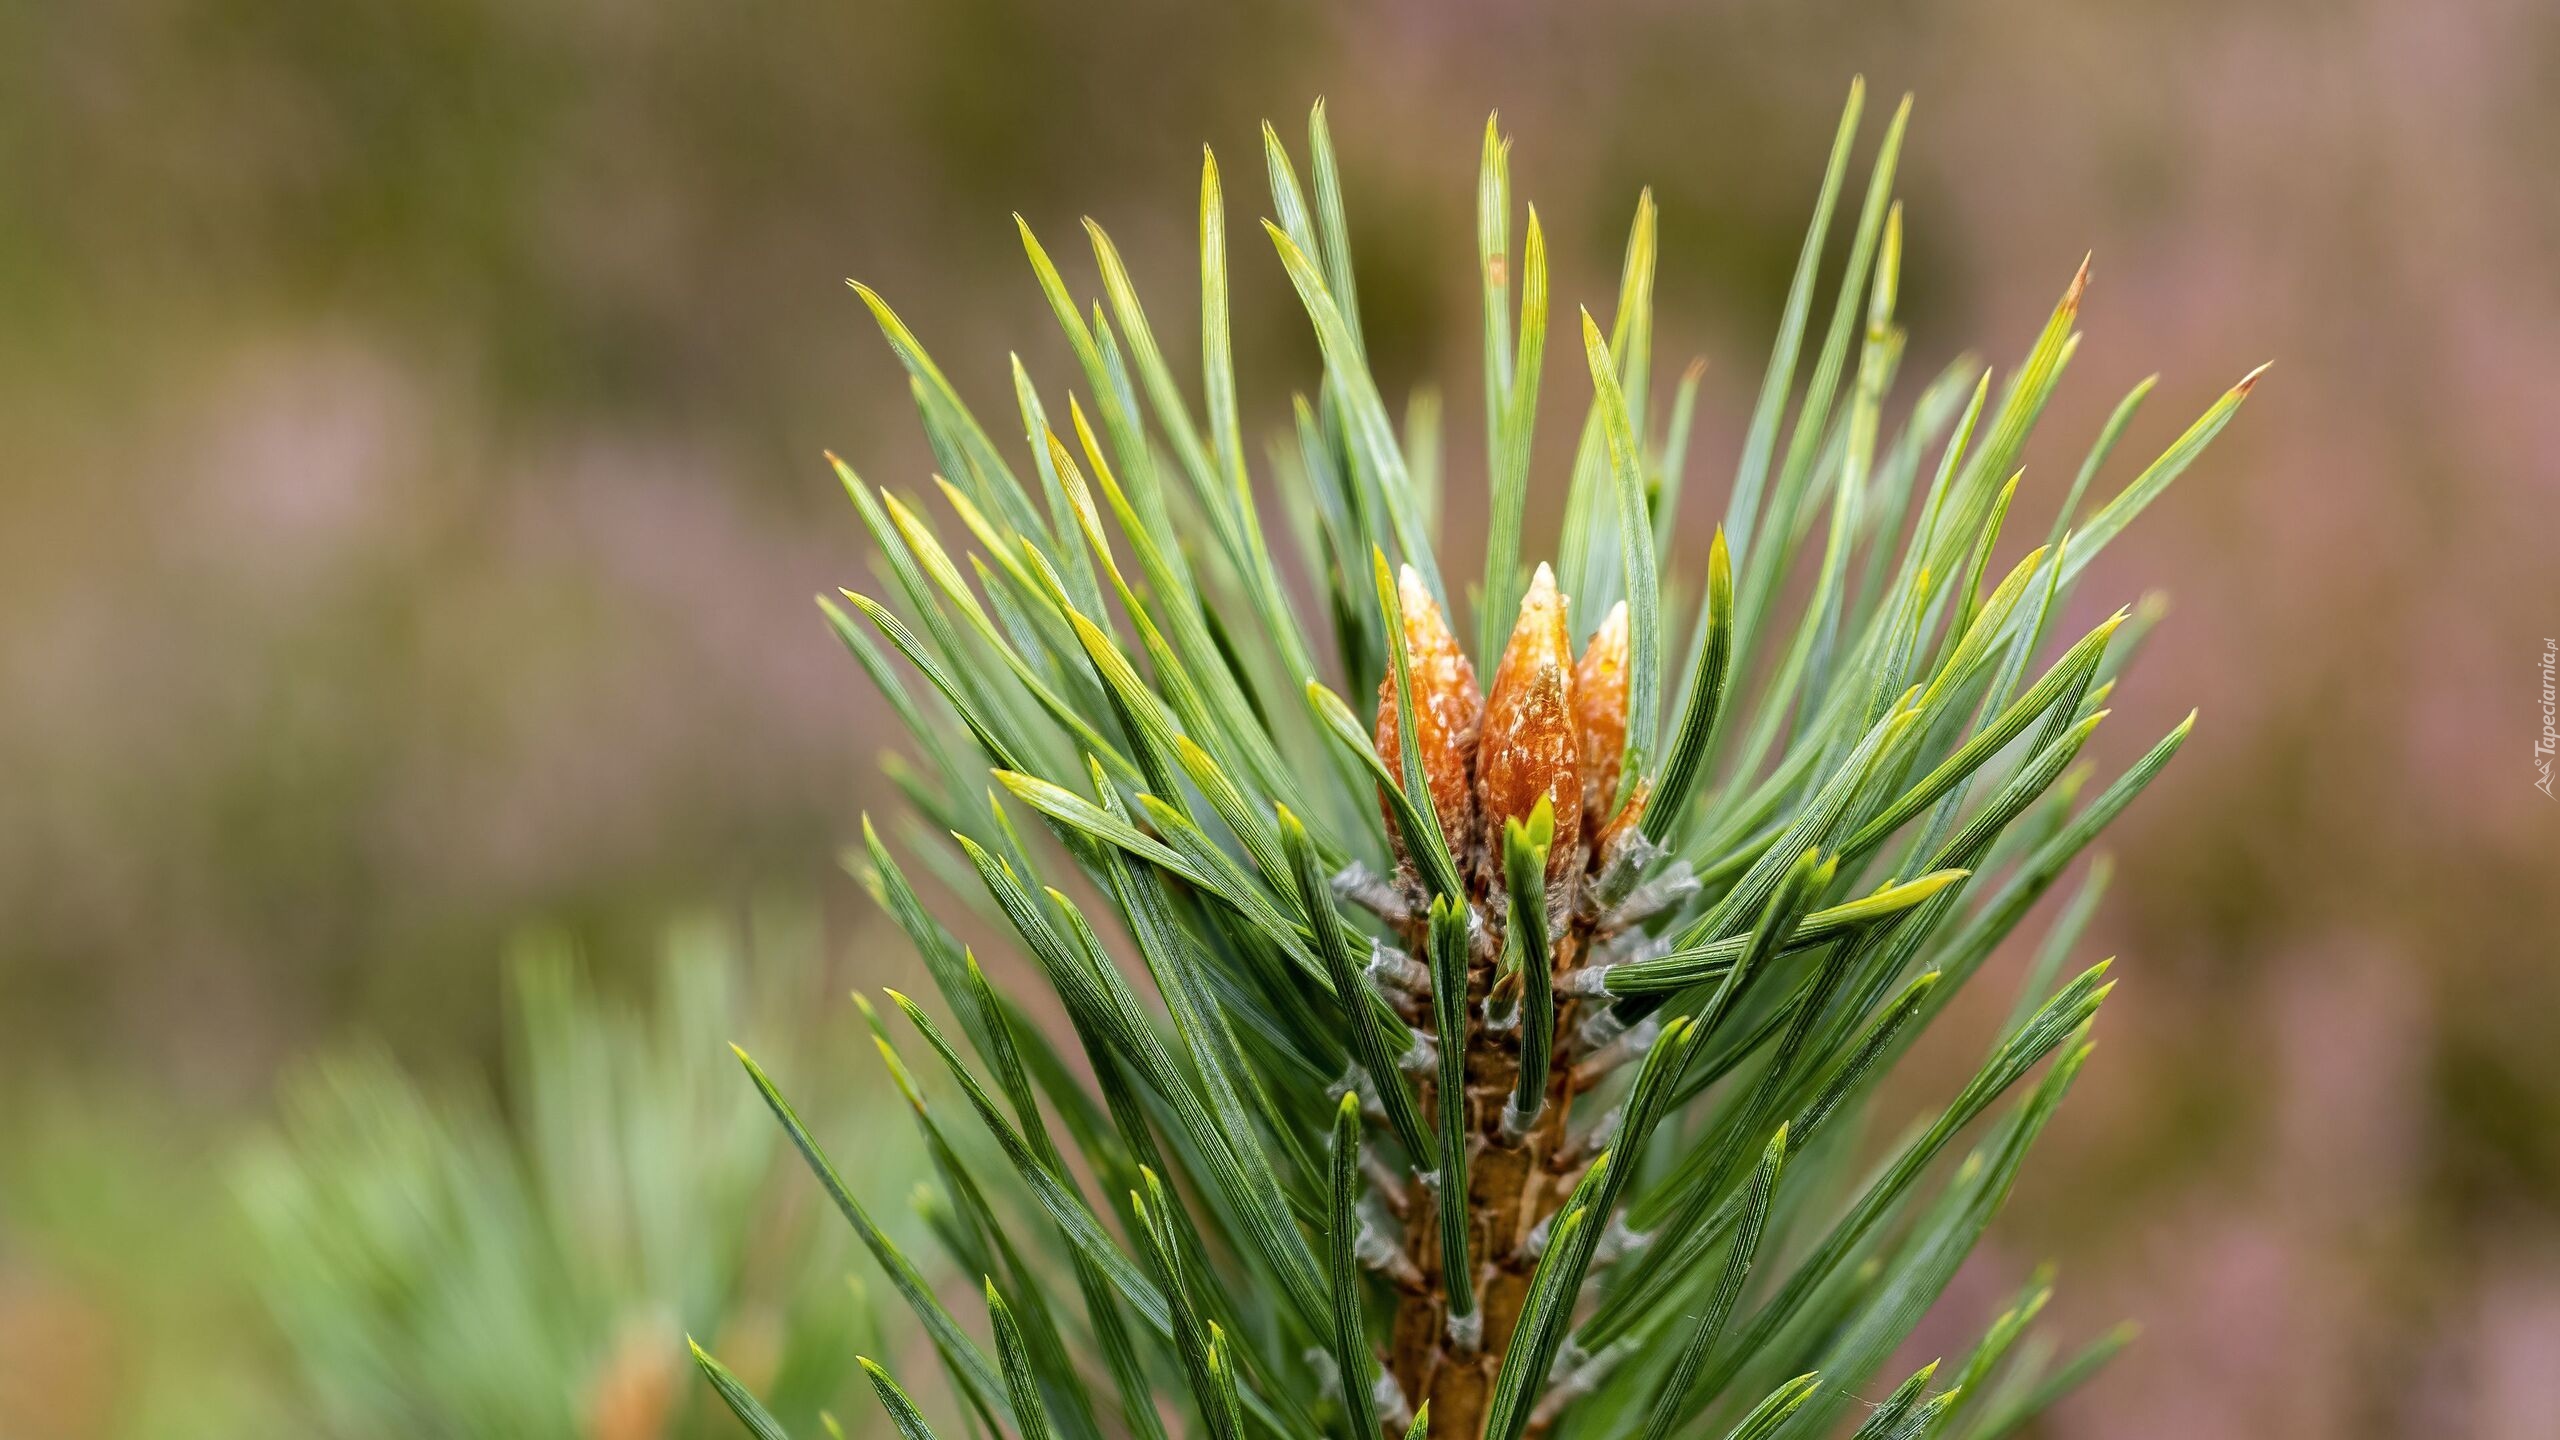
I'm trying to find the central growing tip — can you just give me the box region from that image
[1365,560,1640,1438]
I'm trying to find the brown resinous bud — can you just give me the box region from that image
[1477,563,1581,884]
[1373,564,1482,860]
[1573,599,1633,844]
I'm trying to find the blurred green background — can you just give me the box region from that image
[2,0,2554,1436]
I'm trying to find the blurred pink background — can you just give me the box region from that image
[1,0,2554,1435]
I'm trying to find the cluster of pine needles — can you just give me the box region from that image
[691,79,2261,1440]
[240,913,898,1438]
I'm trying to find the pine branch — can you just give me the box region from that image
[706,80,2263,1440]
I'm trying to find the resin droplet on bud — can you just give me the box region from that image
[1574,600,1629,836]
[1477,563,1580,878]
[1373,564,1482,847]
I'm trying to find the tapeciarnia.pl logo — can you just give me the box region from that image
[2538,637,2556,799]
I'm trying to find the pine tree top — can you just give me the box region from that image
[699,79,2259,1440]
